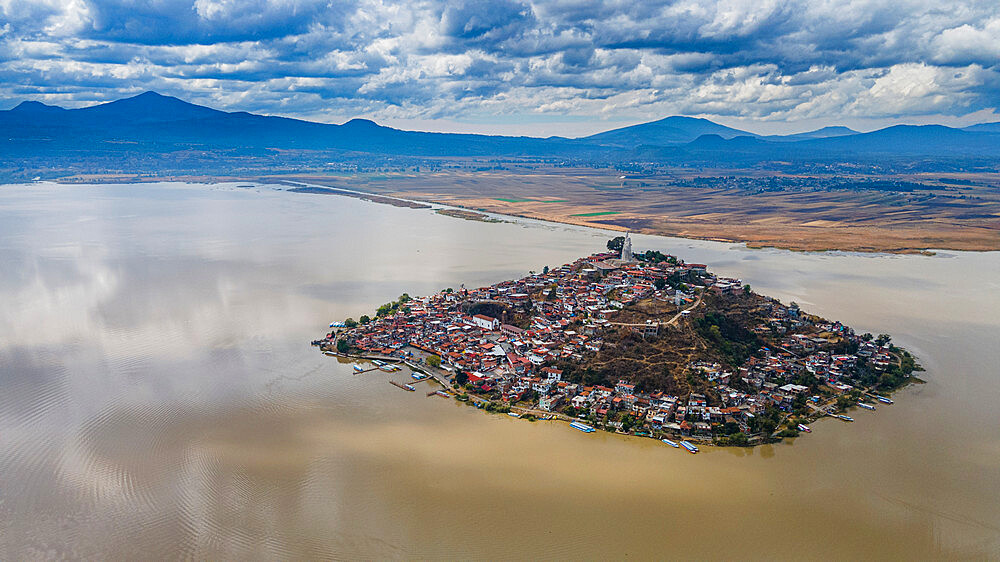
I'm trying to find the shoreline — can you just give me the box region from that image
[9,176,996,254]
[315,246,922,451]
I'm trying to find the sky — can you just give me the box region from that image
[1,0,999,137]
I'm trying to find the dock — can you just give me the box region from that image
[388,380,415,392]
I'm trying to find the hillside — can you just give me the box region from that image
[2,92,999,184]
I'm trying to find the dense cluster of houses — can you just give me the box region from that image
[334,244,892,439]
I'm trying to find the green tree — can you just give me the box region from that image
[427,355,442,368]
[359,315,371,324]
[336,339,350,353]
[454,370,469,386]
[542,265,549,274]
[607,236,625,252]
[344,318,358,328]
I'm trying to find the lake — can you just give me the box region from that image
[0,182,998,559]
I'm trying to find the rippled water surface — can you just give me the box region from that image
[1,182,998,559]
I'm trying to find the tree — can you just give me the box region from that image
[454,370,468,386]
[654,278,667,291]
[542,265,549,275]
[344,318,358,328]
[359,315,371,324]
[427,355,442,368]
[336,339,350,353]
[607,236,625,252]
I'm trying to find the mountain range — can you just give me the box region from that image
[2,91,999,170]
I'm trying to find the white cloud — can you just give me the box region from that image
[1,0,999,134]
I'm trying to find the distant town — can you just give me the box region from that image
[315,234,921,450]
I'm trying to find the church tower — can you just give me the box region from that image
[621,232,633,262]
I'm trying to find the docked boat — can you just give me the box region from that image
[680,440,699,454]
[857,402,876,411]
[837,414,854,422]
[797,424,811,433]
[875,395,894,404]
[404,384,415,391]
[570,421,595,433]
[411,372,428,380]
[661,438,680,448]
[435,390,450,397]
[352,364,364,372]
[507,412,520,418]
[373,360,385,366]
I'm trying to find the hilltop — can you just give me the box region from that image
[2,91,1000,185]
[318,243,919,445]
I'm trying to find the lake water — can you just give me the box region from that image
[0,182,998,559]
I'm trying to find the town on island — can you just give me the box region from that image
[313,234,921,452]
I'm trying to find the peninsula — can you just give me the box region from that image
[315,234,921,448]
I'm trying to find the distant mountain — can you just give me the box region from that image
[802,124,998,154]
[1,91,998,174]
[10,100,66,114]
[581,116,755,147]
[767,126,858,142]
[72,91,226,124]
[0,91,592,157]
[964,122,1000,133]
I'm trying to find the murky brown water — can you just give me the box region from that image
[0,182,998,559]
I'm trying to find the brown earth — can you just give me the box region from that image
[276,169,1000,253]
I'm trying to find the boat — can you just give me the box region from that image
[508,412,520,418]
[680,440,699,454]
[875,395,894,404]
[404,384,415,391]
[661,438,680,448]
[411,372,428,380]
[569,421,595,433]
[435,390,450,397]
[857,402,876,411]
[797,424,811,433]
[373,360,385,366]
[353,364,364,372]
[836,414,854,422]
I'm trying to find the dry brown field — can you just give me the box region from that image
[278,169,1000,253]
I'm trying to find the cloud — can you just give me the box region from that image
[1,0,999,133]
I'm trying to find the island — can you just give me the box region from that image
[314,234,921,449]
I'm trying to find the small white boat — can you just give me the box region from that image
[680,441,699,454]
[857,402,876,411]
[797,424,811,433]
[352,364,364,372]
[661,439,680,448]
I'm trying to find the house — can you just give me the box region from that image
[472,314,500,331]
[615,380,636,395]
[541,367,563,382]
[539,394,563,411]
